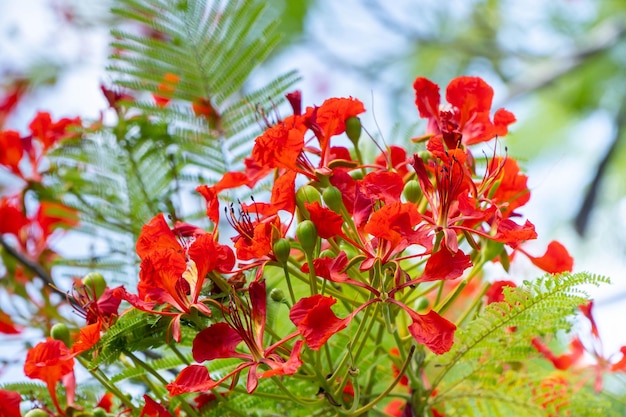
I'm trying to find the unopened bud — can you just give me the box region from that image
[322,186,344,214]
[273,238,291,264]
[93,409,108,417]
[345,116,361,144]
[82,272,107,299]
[403,180,422,203]
[415,296,430,312]
[269,288,285,303]
[296,185,322,220]
[296,220,318,254]
[50,323,71,347]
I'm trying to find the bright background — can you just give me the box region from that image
[1,0,626,379]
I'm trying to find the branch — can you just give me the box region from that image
[0,235,69,298]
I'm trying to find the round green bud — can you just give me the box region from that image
[50,323,71,347]
[82,272,107,299]
[296,185,321,207]
[273,238,291,264]
[322,186,344,214]
[269,288,285,303]
[345,116,361,144]
[402,180,422,204]
[415,296,430,312]
[24,410,50,417]
[296,220,318,254]
[93,407,108,417]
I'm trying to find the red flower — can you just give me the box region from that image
[413,76,515,148]
[420,247,472,282]
[251,115,308,172]
[406,309,456,355]
[178,281,302,394]
[0,130,23,177]
[516,241,573,274]
[304,201,344,239]
[28,111,81,152]
[140,395,173,417]
[290,295,350,350]
[153,73,179,107]
[485,280,516,304]
[24,338,75,415]
[0,310,21,334]
[0,389,22,417]
[114,214,234,341]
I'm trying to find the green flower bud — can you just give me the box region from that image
[93,409,108,417]
[295,185,322,220]
[296,220,318,254]
[345,116,361,144]
[273,238,291,264]
[25,409,50,417]
[415,296,430,312]
[403,180,422,203]
[50,323,71,347]
[269,288,285,303]
[82,272,107,299]
[322,186,344,214]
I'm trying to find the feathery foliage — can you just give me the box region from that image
[47,0,300,279]
[428,272,613,416]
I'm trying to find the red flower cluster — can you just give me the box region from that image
[89,76,576,408]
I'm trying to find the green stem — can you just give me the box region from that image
[76,356,136,410]
[125,350,200,417]
[282,264,297,304]
[348,346,416,416]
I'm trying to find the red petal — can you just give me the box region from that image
[485,280,516,304]
[248,281,267,348]
[302,252,350,282]
[140,395,174,417]
[526,240,573,273]
[610,346,626,372]
[193,322,243,362]
[24,338,75,403]
[494,219,537,244]
[167,365,217,396]
[408,310,456,355]
[0,197,28,238]
[361,171,404,204]
[260,340,304,379]
[421,248,472,281]
[270,170,297,214]
[70,321,102,356]
[445,76,493,125]
[0,310,21,334]
[305,201,344,239]
[290,295,348,350]
[196,185,220,224]
[135,214,180,260]
[413,77,441,119]
[0,131,23,176]
[96,392,114,412]
[0,389,22,417]
[493,108,516,136]
[578,301,599,339]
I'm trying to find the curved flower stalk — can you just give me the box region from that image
[167,281,302,395]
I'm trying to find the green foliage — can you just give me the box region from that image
[429,272,613,416]
[48,0,300,278]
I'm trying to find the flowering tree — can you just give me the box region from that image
[1,1,625,416]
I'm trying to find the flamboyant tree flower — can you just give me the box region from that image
[514,240,574,274]
[290,291,456,355]
[140,395,173,417]
[114,213,235,341]
[24,339,75,415]
[0,389,22,417]
[533,301,626,392]
[168,281,303,394]
[153,73,179,107]
[413,76,515,149]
